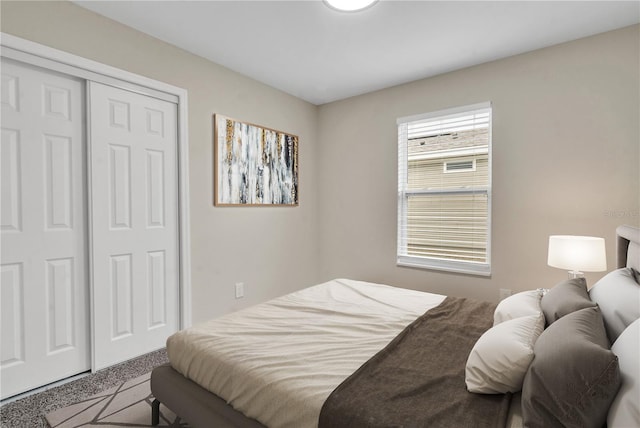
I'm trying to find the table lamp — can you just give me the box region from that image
[547,235,607,279]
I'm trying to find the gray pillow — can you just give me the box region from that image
[589,268,640,343]
[522,307,621,428]
[541,277,596,326]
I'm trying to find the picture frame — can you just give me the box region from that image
[214,114,299,206]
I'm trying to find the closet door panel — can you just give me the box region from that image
[89,82,179,370]
[0,59,89,399]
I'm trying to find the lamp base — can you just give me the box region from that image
[568,270,584,279]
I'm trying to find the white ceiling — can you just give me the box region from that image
[74,1,639,105]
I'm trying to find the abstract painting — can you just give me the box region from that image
[214,114,298,206]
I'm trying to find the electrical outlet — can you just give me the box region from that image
[235,282,244,299]
[499,288,512,301]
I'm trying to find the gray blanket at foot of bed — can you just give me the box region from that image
[319,296,512,428]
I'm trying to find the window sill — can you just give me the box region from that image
[397,255,491,277]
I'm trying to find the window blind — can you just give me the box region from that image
[397,102,491,275]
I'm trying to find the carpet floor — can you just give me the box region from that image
[44,372,188,427]
[0,349,169,428]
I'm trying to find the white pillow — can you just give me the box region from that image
[589,268,640,343]
[608,319,640,428]
[466,312,544,394]
[494,289,543,325]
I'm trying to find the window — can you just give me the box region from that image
[397,102,491,275]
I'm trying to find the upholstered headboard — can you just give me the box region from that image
[616,225,640,271]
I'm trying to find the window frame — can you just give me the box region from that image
[397,102,492,276]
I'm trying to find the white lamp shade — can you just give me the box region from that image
[548,235,607,272]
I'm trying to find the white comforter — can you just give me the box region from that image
[166,278,445,428]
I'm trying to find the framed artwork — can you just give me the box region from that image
[214,114,299,206]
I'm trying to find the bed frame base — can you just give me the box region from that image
[150,363,266,428]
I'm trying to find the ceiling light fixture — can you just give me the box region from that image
[323,0,378,12]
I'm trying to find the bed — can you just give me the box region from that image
[151,225,640,428]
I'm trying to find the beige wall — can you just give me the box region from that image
[317,25,639,301]
[1,1,322,323]
[2,2,638,317]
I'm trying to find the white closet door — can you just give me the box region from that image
[1,59,89,399]
[88,82,179,370]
